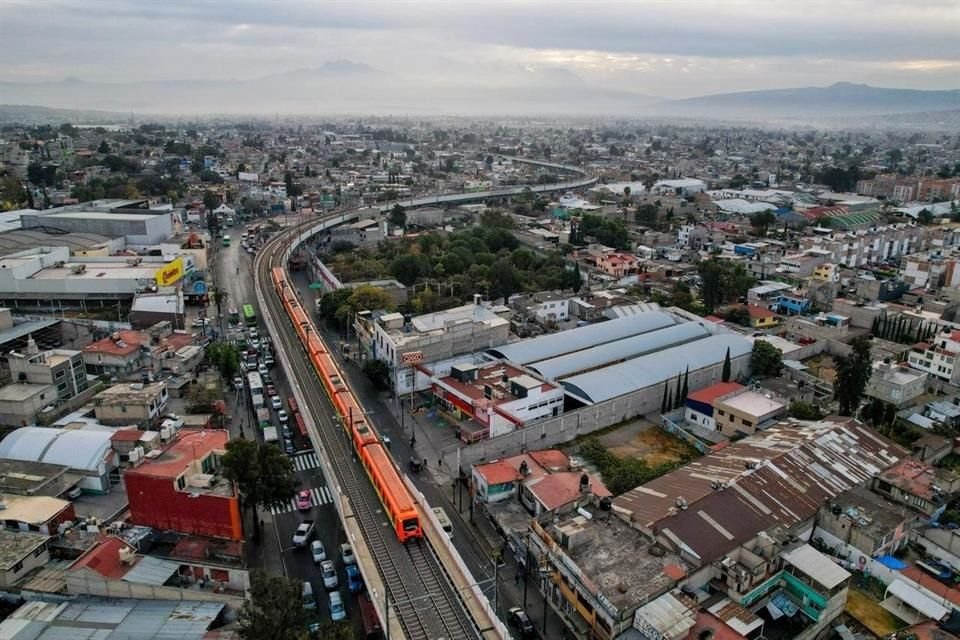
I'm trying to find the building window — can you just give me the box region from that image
[176,475,186,490]
[55,369,65,380]
[11,561,22,573]
[742,419,753,427]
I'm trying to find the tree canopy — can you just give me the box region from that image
[237,571,306,640]
[834,335,873,416]
[750,340,783,378]
[222,440,297,535]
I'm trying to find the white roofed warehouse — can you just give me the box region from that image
[0,426,118,493]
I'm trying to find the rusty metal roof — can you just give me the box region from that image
[614,417,906,564]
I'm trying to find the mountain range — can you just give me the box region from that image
[0,60,957,123]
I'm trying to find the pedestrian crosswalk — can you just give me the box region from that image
[269,486,335,515]
[292,452,320,472]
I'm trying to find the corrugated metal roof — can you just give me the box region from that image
[562,334,752,404]
[0,427,113,473]
[886,579,949,620]
[121,556,180,586]
[529,322,711,381]
[781,544,850,589]
[488,310,676,365]
[0,598,226,639]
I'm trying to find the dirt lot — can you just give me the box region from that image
[594,419,698,467]
[804,354,838,384]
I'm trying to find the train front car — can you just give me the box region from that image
[362,443,423,542]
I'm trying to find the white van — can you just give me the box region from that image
[432,507,453,539]
[301,581,316,610]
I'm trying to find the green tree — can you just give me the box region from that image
[390,254,428,286]
[222,440,297,537]
[308,621,354,640]
[635,203,659,227]
[788,400,823,420]
[210,286,229,323]
[362,359,390,390]
[199,169,224,184]
[834,336,873,416]
[389,203,407,228]
[334,285,396,325]
[237,571,306,640]
[722,347,732,382]
[203,190,221,211]
[917,209,934,225]
[569,262,583,293]
[97,139,110,154]
[751,340,783,378]
[749,210,777,236]
[661,383,671,413]
[723,306,751,327]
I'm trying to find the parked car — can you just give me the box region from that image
[507,607,536,638]
[310,540,326,564]
[278,409,289,424]
[292,520,315,547]
[346,564,363,594]
[281,425,293,439]
[340,543,355,566]
[264,353,275,367]
[328,591,346,622]
[283,438,295,455]
[265,384,277,397]
[191,317,210,328]
[301,581,316,610]
[257,363,268,377]
[296,490,312,511]
[321,560,338,589]
[249,327,259,339]
[270,395,282,410]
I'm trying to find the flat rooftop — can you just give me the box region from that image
[38,210,156,221]
[0,382,54,402]
[0,529,49,570]
[133,430,228,479]
[826,484,915,541]
[551,508,687,610]
[0,458,69,496]
[96,381,166,403]
[717,390,785,417]
[32,264,159,280]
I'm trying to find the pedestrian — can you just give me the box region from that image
[438,458,442,467]
[514,572,521,586]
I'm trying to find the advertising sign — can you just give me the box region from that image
[155,257,184,287]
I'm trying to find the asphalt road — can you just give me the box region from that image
[211,224,360,628]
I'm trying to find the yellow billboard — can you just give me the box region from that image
[155,257,184,287]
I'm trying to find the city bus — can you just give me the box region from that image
[242,304,257,327]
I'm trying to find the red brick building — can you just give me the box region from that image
[123,429,242,540]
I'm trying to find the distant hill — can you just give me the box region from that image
[0,104,134,125]
[657,83,960,119]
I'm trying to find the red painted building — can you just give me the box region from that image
[123,429,242,540]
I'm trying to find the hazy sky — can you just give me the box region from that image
[1,0,958,97]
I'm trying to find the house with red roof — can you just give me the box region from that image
[472,449,610,517]
[82,325,198,379]
[65,534,249,605]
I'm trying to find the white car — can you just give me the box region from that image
[329,591,346,622]
[233,377,244,391]
[340,543,355,566]
[270,395,282,410]
[277,409,289,424]
[249,327,259,339]
[191,317,210,328]
[310,540,326,564]
[257,363,268,377]
[320,560,338,589]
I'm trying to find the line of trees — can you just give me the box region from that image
[871,313,938,345]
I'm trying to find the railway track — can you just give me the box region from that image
[255,220,481,640]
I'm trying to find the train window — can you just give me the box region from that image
[403,518,419,532]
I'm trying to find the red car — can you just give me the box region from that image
[296,490,312,511]
[265,385,277,397]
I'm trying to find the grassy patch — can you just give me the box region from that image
[578,428,698,495]
[844,587,907,638]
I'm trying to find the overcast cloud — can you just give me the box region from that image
[0,0,957,97]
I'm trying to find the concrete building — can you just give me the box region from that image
[0,426,119,493]
[0,459,73,498]
[66,535,248,607]
[907,328,960,384]
[0,494,76,535]
[777,250,830,277]
[432,361,564,440]
[329,218,384,247]
[93,382,169,429]
[526,511,689,640]
[19,202,173,244]
[683,382,744,432]
[0,529,50,587]
[901,251,960,291]
[746,281,792,310]
[0,246,176,305]
[0,382,57,427]
[872,458,960,516]
[8,343,87,403]
[712,388,787,437]
[123,429,242,540]
[799,224,957,268]
[814,485,916,559]
[865,360,928,408]
[357,301,511,395]
[81,325,194,378]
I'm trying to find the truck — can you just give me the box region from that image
[263,426,279,444]
[256,408,271,430]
